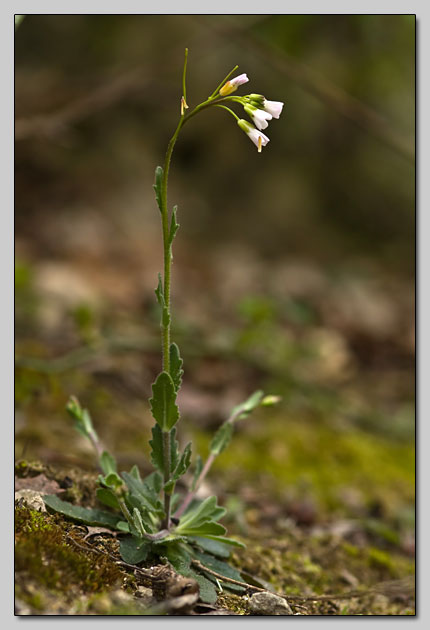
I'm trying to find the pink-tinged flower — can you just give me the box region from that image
[219,73,249,96]
[237,119,270,153]
[244,104,272,130]
[263,99,284,119]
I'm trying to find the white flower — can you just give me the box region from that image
[263,99,284,119]
[244,104,272,130]
[237,119,270,153]
[219,73,249,96]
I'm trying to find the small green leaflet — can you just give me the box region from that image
[232,390,264,419]
[153,166,163,212]
[210,422,234,456]
[169,206,180,246]
[66,396,98,442]
[149,372,179,431]
[169,343,183,392]
[119,536,150,564]
[155,273,164,307]
[164,442,192,494]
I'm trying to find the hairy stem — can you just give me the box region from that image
[157,85,241,529]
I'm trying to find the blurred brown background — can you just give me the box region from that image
[15,15,415,535]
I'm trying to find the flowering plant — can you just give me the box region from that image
[44,51,283,605]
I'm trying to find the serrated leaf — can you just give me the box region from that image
[100,451,117,476]
[191,455,203,491]
[119,536,150,564]
[168,206,180,245]
[149,372,179,431]
[210,422,234,456]
[150,424,164,472]
[96,488,120,510]
[169,343,183,392]
[153,165,164,212]
[43,495,122,529]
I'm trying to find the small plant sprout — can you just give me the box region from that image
[44,51,282,604]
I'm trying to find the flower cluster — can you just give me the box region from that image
[219,74,284,152]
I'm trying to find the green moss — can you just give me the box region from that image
[15,507,123,601]
[194,413,414,517]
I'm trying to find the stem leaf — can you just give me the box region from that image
[149,371,179,431]
[165,442,192,493]
[153,166,164,212]
[169,206,180,246]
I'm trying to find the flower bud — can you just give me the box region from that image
[219,73,249,96]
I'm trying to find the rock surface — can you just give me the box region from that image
[249,591,293,615]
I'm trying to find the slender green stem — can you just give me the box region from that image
[214,104,240,121]
[157,87,242,529]
[182,48,188,105]
[209,64,239,99]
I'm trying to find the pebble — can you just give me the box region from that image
[249,591,293,615]
[15,489,46,512]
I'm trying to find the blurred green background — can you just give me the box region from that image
[15,15,415,540]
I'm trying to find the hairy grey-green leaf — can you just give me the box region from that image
[43,495,122,529]
[210,422,234,456]
[149,372,179,431]
[169,343,183,392]
[119,536,150,564]
[153,166,164,212]
[179,496,226,530]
